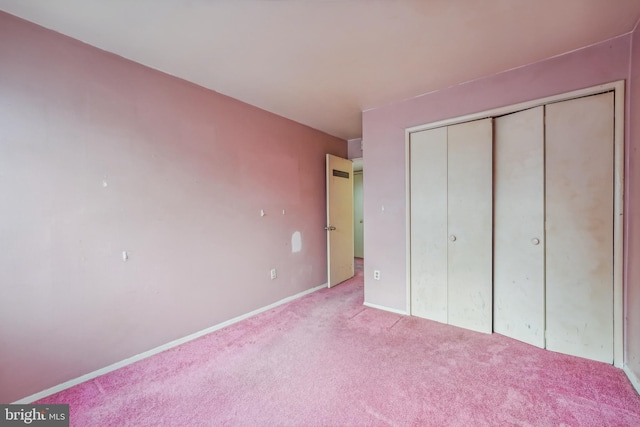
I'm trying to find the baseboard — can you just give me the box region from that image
[363,301,408,316]
[623,364,640,395]
[13,283,327,404]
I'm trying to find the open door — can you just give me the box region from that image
[326,154,354,287]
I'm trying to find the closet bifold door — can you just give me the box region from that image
[447,118,493,334]
[410,126,448,323]
[545,92,614,364]
[493,107,545,348]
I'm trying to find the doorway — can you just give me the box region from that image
[353,158,364,259]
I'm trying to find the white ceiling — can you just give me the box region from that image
[1,1,640,140]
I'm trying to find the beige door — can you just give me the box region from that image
[545,93,614,363]
[494,107,545,347]
[410,119,493,333]
[326,154,354,287]
[353,171,364,258]
[410,126,448,323]
[447,118,494,334]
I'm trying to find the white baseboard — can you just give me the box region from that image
[623,364,640,395]
[363,301,408,316]
[13,283,327,404]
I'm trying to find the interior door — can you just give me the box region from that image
[410,126,448,323]
[545,92,614,363]
[447,118,493,334]
[326,154,354,287]
[493,107,545,347]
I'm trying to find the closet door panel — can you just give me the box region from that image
[447,118,493,333]
[545,93,614,363]
[410,127,448,322]
[494,107,545,347]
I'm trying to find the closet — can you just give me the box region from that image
[410,118,493,334]
[493,106,545,348]
[409,91,616,364]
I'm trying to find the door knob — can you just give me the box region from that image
[531,238,540,245]
[449,235,457,242]
[324,226,337,231]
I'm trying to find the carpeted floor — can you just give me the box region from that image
[38,259,640,426]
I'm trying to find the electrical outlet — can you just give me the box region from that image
[270,268,277,280]
[373,270,381,280]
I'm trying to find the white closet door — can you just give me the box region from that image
[447,118,493,333]
[545,92,614,363]
[494,107,545,347]
[410,127,448,323]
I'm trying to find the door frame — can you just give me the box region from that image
[404,80,625,367]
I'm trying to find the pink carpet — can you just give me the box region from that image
[37,259,640,426]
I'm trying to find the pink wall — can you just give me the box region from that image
[0,12,345,403]
[362,33,638,369]
[347,138,363,159]
[627,21,640,386]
